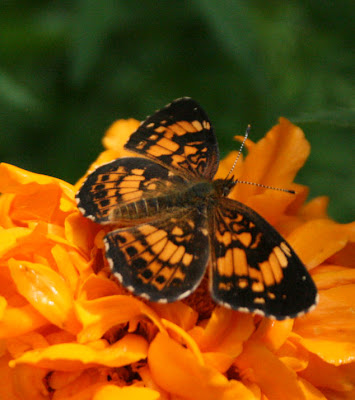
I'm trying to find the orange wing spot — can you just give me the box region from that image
[131,169,145,176]
[253,297,266,304]
[147,183,157,190]
[191,120,203,131]
[170,265,186,281]
[280,242,292,257]
[217,231,232,247]
[202,120,211,130]
[267,292,276,300]
[251,282,265,292]
[119,180,140,188]
[157,137,180,152]
[151,237,168,255]
[268,253,283,284]
[177,121,197,133]
[159,241,178,262]
[219,248,234,277]
[273,246,288,268]
[146,228,168,243]
[169,245,186,264]
[155,126,166,133]
[237,232,252,248]
[219,282,233,291]
[149,133,159,140]
[140,225,156,235]
[238,279,248,289]
[184,145,198,156]
[233,248,248,276]
[171,226,184,236]
[250,232,262,249]
[123,175,145,181]
[148,145,172,156]
[168,123,187,136]
[182,252,193,267]
[146,122,155,128]
[122,191,143,202]
[259,261,275,286]
[248,267,263,283]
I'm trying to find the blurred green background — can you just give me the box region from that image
[1,1,354,222]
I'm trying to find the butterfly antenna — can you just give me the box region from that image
[236,180,295,194]
[226,124,251,180]
[226,124,295,195]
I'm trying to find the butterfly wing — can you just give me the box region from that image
[125,97,219,180]
[105,208,210,302]
[210,197,318,319]
[76,157,187,223]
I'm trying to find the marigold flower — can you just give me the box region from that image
[1,116,354,399]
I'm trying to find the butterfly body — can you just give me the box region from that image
[77,97,318,319]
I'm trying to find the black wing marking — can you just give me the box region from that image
[76,157,186,223]
[125,97,219,180]
[104,208,210,302]
[210,197,318,319]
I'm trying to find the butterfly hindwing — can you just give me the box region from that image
[76,157,186,223]
[125,97,219,180]
[210,197,318,319]
[105,208,210,302]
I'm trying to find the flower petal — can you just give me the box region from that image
[76,295,164,343]
[151,301,198,331]
[0,303,48,339]
[192,307,255,357]
[232,118,310,223]
[8,259,80,333]
[10,334,148,371]
[148,332,254,400]
[234,339,304,400]
[294,284,355,365]
[93,385,160,400]
[287,219,351,268]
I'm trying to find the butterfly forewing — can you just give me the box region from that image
[105,208,210,302]
[77,157,186,223]
[125,97,219,180]
[210,197,318,319]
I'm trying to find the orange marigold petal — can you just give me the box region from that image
[294,284,355,365]
[298,352,354,393]
[252,318,294,352]
[8,259,80,333]
[151,301,198,331]
[233,118,310,205]
[93,385,160,400]
[76,295,164,343]
[298,377,328,400]
[288,219,351,268]
[299,196,330,220]
[0,226,31,257]
[193,307,255,357]
[77,273,121,300]
[148,332,254,400]
[234,339,304,400]
[10,334,147,371]
[0,353,19,400]
[11,363,49,400]
[0,303,48,339]
[102,119,140,153]
[311,265,355,290]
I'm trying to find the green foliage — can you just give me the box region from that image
[1,0,354,222]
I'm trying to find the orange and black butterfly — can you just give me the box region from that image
[76,98,318,319]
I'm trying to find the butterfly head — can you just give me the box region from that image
[213,176,237,198]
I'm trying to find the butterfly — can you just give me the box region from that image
[76,97,318,320]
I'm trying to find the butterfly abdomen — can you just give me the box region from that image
[110,181,213,222]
